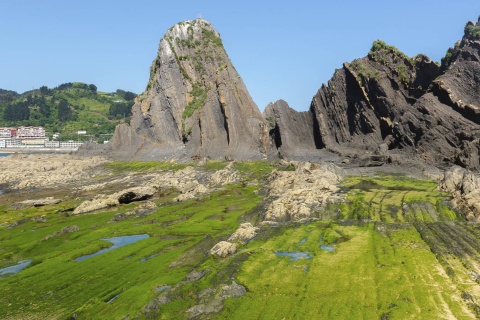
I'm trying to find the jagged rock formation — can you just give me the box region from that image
[96,19,267,160]
[268,17,480,169]
[82,17,480,170]
[263,100,320,159]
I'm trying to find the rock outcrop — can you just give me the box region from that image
[95,19,267,160]
[0,154,108,190]
[264,162,345,222]
[441,166,480,221]
[80,17,480,171]
[263,100,320,159]
[228,223,259,244]
[73,186,156,214]
[209,241,237,258]
[297,18,480,169]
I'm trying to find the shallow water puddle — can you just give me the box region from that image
[274,251,312,261]
[76,234,149,262]
[296,238,307,246]
[0,260,31,276]
[107,294,119,304]
[320,244,335,252]
[155,285,171,292]
[140,254,157,262]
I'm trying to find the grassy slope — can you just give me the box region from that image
[0,165,479,319]
[0,85,133,139]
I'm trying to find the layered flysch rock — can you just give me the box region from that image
[99,19,267,160]
[263,100,322,159]
[83,17,480,170]
[299,17,480,169]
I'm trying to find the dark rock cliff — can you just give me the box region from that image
[94,19,267,160]
[263,100,321,159]
[301,17,480,169]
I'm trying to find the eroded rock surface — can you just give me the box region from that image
[73,186,156,214]
[89,19,267,160]
[19,197,61,207]
[264,162,345,222]
[228,223,259,244]
[0,154,108,190]
[441,166,480,221]
[209,241,237,257]
[209,162,240,186]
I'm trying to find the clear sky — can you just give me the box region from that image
[1,1,479,111]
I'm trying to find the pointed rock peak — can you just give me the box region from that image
[464,17,480,40]
[108,17,266,160]
[368,39,412,64]
[165,19,222,45]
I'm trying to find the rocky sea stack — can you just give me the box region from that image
[82,17,480,169]
[87,19,267,160]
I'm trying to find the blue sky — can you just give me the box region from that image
[1,1,479,111]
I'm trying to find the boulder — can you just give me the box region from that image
[228,223,259,244]
[219,281,246,299]
[73,186,156,214]
[209,241,237,257]
[19,197,61,207]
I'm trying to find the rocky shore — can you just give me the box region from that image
[1,153,479,223]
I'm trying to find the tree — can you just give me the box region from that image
[58,99,72,122]
[123,91,137,101]
[3,101,29,121]
[109,101,133,119]
[39,86,50,96]
[89,84,97,93]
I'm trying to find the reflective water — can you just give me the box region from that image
[140,254,157,262]
[296,238,307,246]
[274,251,312,261]
[0,260,32,276]
[76,234,149,262]
[155,285,171,292]
[320,245,335,252]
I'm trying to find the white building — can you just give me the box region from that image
[16,126,45,138]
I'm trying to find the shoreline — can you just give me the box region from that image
[0,148,76,154]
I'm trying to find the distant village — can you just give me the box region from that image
[0,126,85,150]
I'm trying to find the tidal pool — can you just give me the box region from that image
[0,260,31,276]
[274,251,312,261]
[155,285,171,292]
[140,254,157,262]
[76,234,149,262]
[296,238,307,246]
[320,245,335,252]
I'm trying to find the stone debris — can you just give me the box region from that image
[112,201,157,221]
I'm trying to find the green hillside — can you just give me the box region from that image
[0,82,137,142]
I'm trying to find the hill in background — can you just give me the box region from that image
[0,82,137,142]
